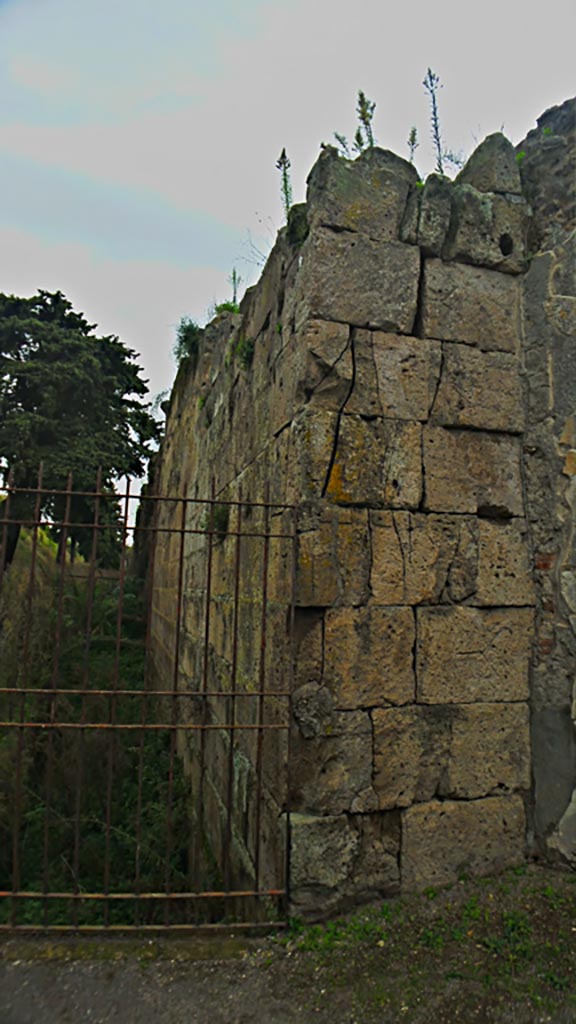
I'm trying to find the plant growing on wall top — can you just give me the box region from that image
[276,148,293,222]
[423,68,445,174]
[333,90,377,157]
[174,316,202,366]
[407,126,419,164]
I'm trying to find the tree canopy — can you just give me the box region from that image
[0,290,160,562]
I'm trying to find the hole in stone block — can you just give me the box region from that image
[499,233,514,256]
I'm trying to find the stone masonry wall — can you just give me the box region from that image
[148,102,574,918]
[516,98,576,865]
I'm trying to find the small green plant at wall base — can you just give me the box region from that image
[516,149,526,164]
[276,147,293,221]
[198,395,206,410]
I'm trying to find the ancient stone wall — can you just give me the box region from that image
[148,99,575,918]
[517,98,576,865]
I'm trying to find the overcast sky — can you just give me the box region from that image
[1,0,574,401]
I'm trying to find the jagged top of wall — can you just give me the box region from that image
[162,98,574,495]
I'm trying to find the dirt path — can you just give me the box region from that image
[1,865,575,1023]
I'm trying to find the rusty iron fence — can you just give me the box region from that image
[0,469,296,932]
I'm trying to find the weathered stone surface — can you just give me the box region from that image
[297,507,370,606]
[373,706,451,808]
[431,344,524,432]
[324,605,415,708]
[446,703,531,797]
[290,708,374,814]
[373,703,530,808]
[293,609,323,689]
[421,259,520,352]
[516,97,576,251]
[370,333,442,421]
[306,145,418,242]
[418,173,453,254]
[293,227,420,334]
[423,426,524,516]
[292,683,333,739]
[289,811,400,918]
[326,417,422,508]
[347,812,401,900]
[475,520,534,606]
[289,812,360,891]
[401,796,526,889]
[456,132,522,195]
[271,319,351,429]
[444,186,530,274]
[370,511,477,605]
[417,606,533,703]
[343,328,381,416]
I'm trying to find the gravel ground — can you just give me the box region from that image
[1,864,575,1024]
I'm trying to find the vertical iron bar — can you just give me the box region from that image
[135,491,160,926]
[224,489,243,890]
[103,480,131,927]
[42,470,73,926]
[284,503,298,918]
[164,488,188,926]
[72,469,102,928]
[253,484,271,894]
[12,465,44,926]
[0,467,14,600]
[196,478,215,887]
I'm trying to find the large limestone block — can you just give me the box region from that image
[421,259,520,352]
[297,506,370,606]
[370,511,477,605]
[326,417,422,508]
[417,173,453,255]
[417,606,533,703]
[373,706,451,808]
[373,703,530,809]
[290,708,375,814]
[401,795,526,889]
[269,319,352,432]
[423,426,524,516]
[445,703,531,797]
[444,186,530,274]
[456,133,523,195]
[324,605,415,708]
[306,145,418,242]
[475,519,535,606]
[370,333,442,421]
[431,344,524,433]
[289,813,360,891]
[293,227,420,334]
[289,811,400,918]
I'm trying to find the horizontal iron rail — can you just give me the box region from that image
[0,721,289,731]
[0,516,293,541]
[0,688,291,698]
[0,922,288,934]
[2,889,285,901]
[0,485,295,511]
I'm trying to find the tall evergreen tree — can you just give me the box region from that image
[0,290,160,564]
